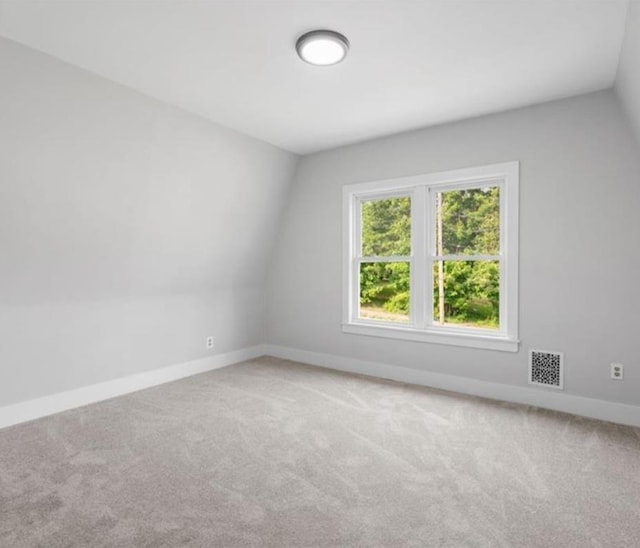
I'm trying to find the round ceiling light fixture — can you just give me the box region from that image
[296,29,350,66]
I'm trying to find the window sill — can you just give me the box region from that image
[342,322,519,352]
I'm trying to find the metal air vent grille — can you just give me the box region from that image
[529,349,563,389]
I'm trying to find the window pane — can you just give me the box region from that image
[435,187,499,255]
[361,196,411,257]
[359,262,410,323]
[433,260,499,330]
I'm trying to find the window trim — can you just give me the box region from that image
[342,161,519,353]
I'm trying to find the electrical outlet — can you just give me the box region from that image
[206,336,214,350]
[610,363,624,380]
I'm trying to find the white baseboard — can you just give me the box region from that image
[5,343,638,431]
[0,344,266,430]
[264,344,640,428]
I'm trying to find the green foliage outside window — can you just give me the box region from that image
[359,188,500,328]
[359,197,411,321]
[361,196,411,257]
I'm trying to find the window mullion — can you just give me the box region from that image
[358,255,412,263]
[411,186,426,328]
[425,186,436,327]
[433,254,500,262]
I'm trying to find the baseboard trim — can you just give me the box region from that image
[0,344,266,430]
[264,344,640,428]
[5,344,638,430]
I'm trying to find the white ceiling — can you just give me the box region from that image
[0,0,630,154]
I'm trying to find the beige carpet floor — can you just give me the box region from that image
[1,356,639,547]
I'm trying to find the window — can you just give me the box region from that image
[342,162,519,352]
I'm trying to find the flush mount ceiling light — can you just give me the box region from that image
[296,30,350,66]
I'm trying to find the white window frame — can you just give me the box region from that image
[342,161,519,352]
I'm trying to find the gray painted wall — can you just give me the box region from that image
[0,38,297,406]
[616,0,640,146]
[267,90,640,407]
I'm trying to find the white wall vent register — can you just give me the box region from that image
[529,350,564,389]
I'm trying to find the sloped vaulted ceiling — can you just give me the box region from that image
[0,0,629,154]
